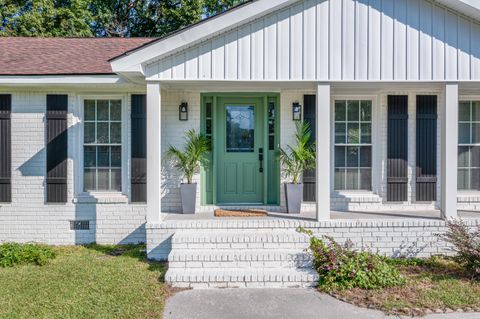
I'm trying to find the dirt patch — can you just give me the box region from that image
[328,260,480,317]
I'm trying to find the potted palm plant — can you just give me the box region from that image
[165,129,210,214]
[279,121,315,214]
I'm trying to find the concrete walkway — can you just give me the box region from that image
[164,289,480,319]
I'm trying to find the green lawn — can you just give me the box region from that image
[0,244,170,319]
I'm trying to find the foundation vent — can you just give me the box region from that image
[70,220,90,230]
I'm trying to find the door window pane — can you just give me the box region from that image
[226,105,254,152]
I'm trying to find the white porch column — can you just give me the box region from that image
[441,83,458,219]
[146,82,162,223]
[316,83,331,220]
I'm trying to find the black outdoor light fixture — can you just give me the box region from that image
[292,102,302,121]
[179,102,188,121]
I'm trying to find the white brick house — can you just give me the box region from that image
[1,0,480,287]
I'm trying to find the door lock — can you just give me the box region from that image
[259,148,264,173]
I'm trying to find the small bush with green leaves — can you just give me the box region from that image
[439,219,480,278]
[300,229,405,291]
[0,243,56,267]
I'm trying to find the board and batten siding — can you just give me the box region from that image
[146,0,480,81]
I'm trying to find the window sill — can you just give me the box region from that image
[332,191,381,203]
[74,192,128,204]
[457,192,480,203]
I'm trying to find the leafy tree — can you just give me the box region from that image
[0,0,248,37]
[0,0,93,36]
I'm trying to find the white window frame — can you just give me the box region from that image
[330,95,378,195]
[458,97,480,193]
[75,94,129,199]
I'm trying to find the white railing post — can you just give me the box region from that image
[441,83,458,219]
[146,82,162,223]
[316,83,331,220]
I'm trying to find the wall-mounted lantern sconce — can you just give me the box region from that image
[292,102,302,121]
[179,102,188,121]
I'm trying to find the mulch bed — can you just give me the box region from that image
[214,209,268,217]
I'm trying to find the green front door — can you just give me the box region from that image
[216,97,265,204]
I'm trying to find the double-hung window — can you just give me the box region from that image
[458,101,480,190]
[334,100,372,190]
[83,99,122,192]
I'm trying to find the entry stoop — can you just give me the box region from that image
[164,229,319,288]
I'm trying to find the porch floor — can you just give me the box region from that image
[163,209,480,221]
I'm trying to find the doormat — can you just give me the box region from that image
[214,209,268,217]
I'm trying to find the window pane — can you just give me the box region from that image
[110,122,121,144]
[335,123,346,143]
[110,100,122,121]
[226,105,254,152]
[84,122,96,144]
[360,101,371,121]
[359,168,371,190]
[97,123,109,143]
[111,169,122,191]
[347,101,359,121]
[335,146,346,167]
[97,146,110,167]
[471,168,480,190]
[459,123,470,144]
[458,168,469,190]
[97,100,109,121]
[472,146,480,167]
[347,123,360,144]
[84,146,96,167]
[97,169,110,190]
[458,146,470,167]
[84,169,96,191]
[360,123,371,144]
[472,123,480,144]
[85,100,96,121]
[335,101,346,121]
[346,146,359,167]
[459,102,471,121]
[334,168,345,190]
[473,102,480,121]
[111,146,121,167]
[345,169,359,189]
[359,146,372,167]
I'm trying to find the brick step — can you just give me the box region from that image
[171,230,310,247]
[168,249,312,269]
[165,267,319,288]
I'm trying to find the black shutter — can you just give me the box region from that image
[387,95,408,202]
[0,94,11,203]
[46,94,68,203]
[416,95,437,201]
[131,94,147,203]
[303,95,316,202]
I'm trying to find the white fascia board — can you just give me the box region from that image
[0,75,126,86]
[110,0,299,74]
[434,0,480,20]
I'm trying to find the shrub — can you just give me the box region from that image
[0,243,56,267]
[439,219,480,278]
[300,230,405,291]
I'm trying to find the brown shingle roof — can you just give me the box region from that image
[0,37,156,75]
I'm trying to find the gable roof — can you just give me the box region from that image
[110,0,480,75]
[0,37,155,76]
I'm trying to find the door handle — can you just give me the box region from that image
[258,148,264,173]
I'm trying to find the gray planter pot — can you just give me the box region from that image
[285,183,303,214]
[180,183,197,214]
